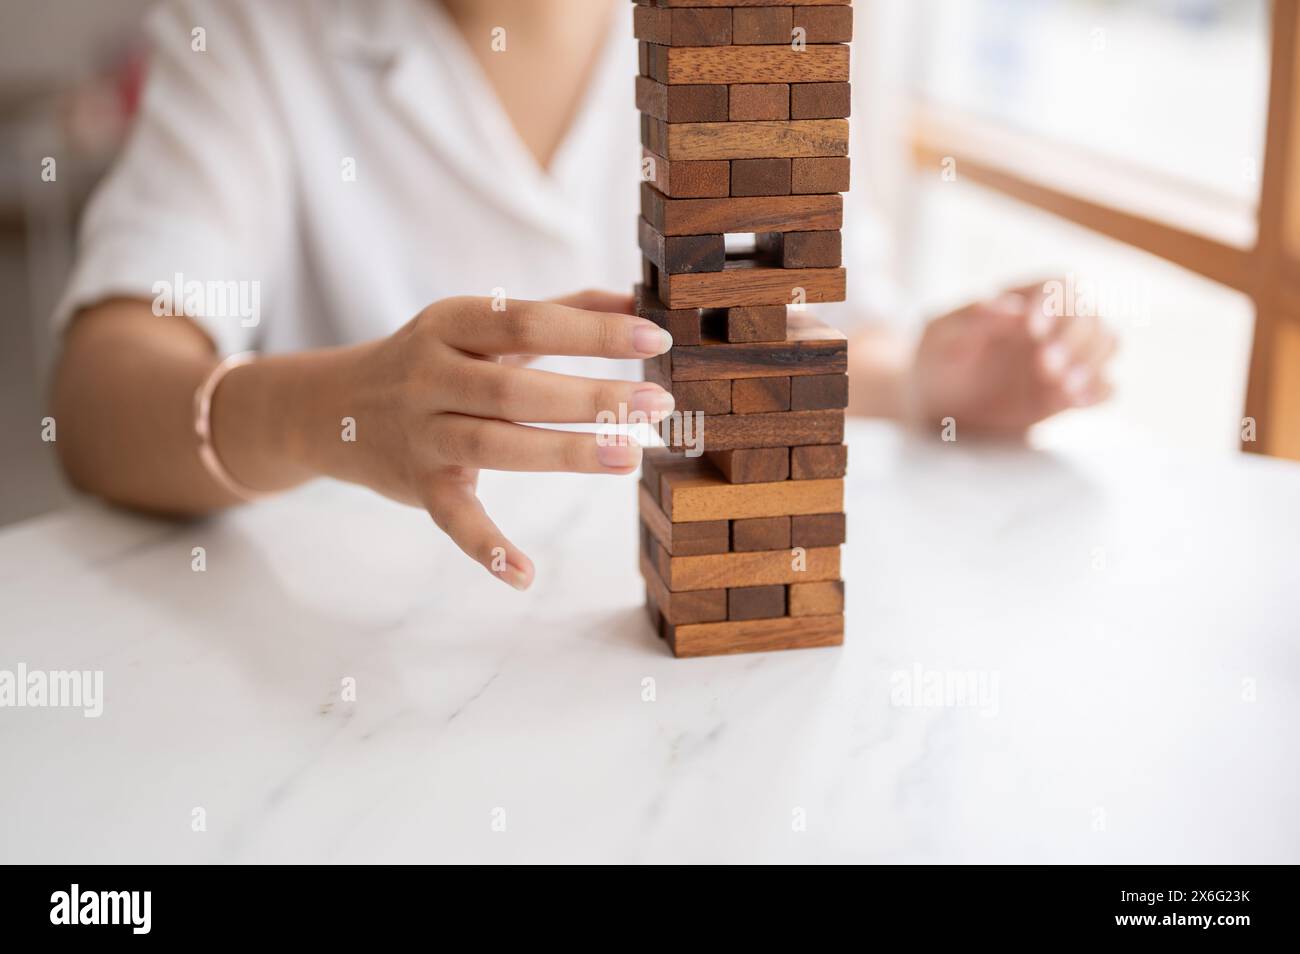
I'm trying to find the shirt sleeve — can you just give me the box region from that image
[52,0,292,355]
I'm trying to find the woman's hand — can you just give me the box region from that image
[906,281,1117,437]
[287,290,674,589]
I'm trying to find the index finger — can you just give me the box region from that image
[437,297,673,358]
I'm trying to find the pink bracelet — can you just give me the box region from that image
[193,352,268,501]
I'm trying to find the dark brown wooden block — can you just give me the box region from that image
[731,158,792,197]
[790,82,851,119]
[642,183,842,236]
[790,443,847,479]
[728,83,790,121]
[693,408,844,452]
[652,45,849,86]
[732,516,791,553]
[758,229,842,267]
[636,77,728,123]
[635,282,702,346]
[673,379,731,415]
[715,305,787,342]
[706,448,789,484]
[791,156,850,194]
[641,113,666,155]
[639,40,650,78]
[793,5,854,43]
[732,6,793,45]
[659,261,846,309]
[641,552,729,624]
[788,580,845,617]
[639,218,724,274]
[670,314,847,381]
[731,376,791,414]
[728,585,786,621]
[634,5,732,46]
[642,148,730,199]
[639,486,730,558]
[790,373,849,410]
[657,119,849,161]
[791,512,846,548]
[644,354,670,388]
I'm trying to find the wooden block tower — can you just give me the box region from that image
[632,0,851,657]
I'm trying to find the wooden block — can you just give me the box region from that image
[790,372,849,410]
[636,282,702,346]
[656,45,849,85]
[670,314,847,381]
[641,552,728,624]
[728,584,786,621]
[788,580,844,617]
[642,183,841,236]
[791,156,850,194]
[642,445,717,508]
[790,82,851,119]
[728,83,790,121]
[639,484,730,556]
[634,5,732,46]
[731,376,791,414]
[642,148,729,199]
[731,158,791,197]
[732,6,793,45]
[714,305,787,342]
[659,119,849,161]
[759,229,843,267]
[639,218,724,274]
[672,378,731,415]
[636,77,728,123]
[660,261,846,309]
[793,5,854,43]
[732,516,791,552]
[664,545,841,591]
[651,0,849,6]
[640,113,666,155]
[664,471,843,522]
[693,408,844,452]
[790,443,847,479]
[665,613,844,658]
[791,512,846,548]
[643,354,670,388]
[706,447,789,484]
[643,587,664,637]
[639,40,650,78]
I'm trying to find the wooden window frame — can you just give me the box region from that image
[910,0,1300,459]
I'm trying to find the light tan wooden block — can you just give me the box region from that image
[664,469,843,522]
[666,613,844,658]
[666,546,841,591]
[788,580,845,617]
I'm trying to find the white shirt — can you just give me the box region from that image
[56,0,890,379]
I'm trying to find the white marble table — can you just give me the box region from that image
[1,420,1297,863]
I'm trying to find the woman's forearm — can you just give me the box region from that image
[51,299,325,514]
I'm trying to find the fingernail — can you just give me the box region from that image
[633,323,673,356]
[631,386,675,417]
[596,440,640,471]
[500,560,531,591]
[1064,365,1090,396]
[1042,342,1069,375]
